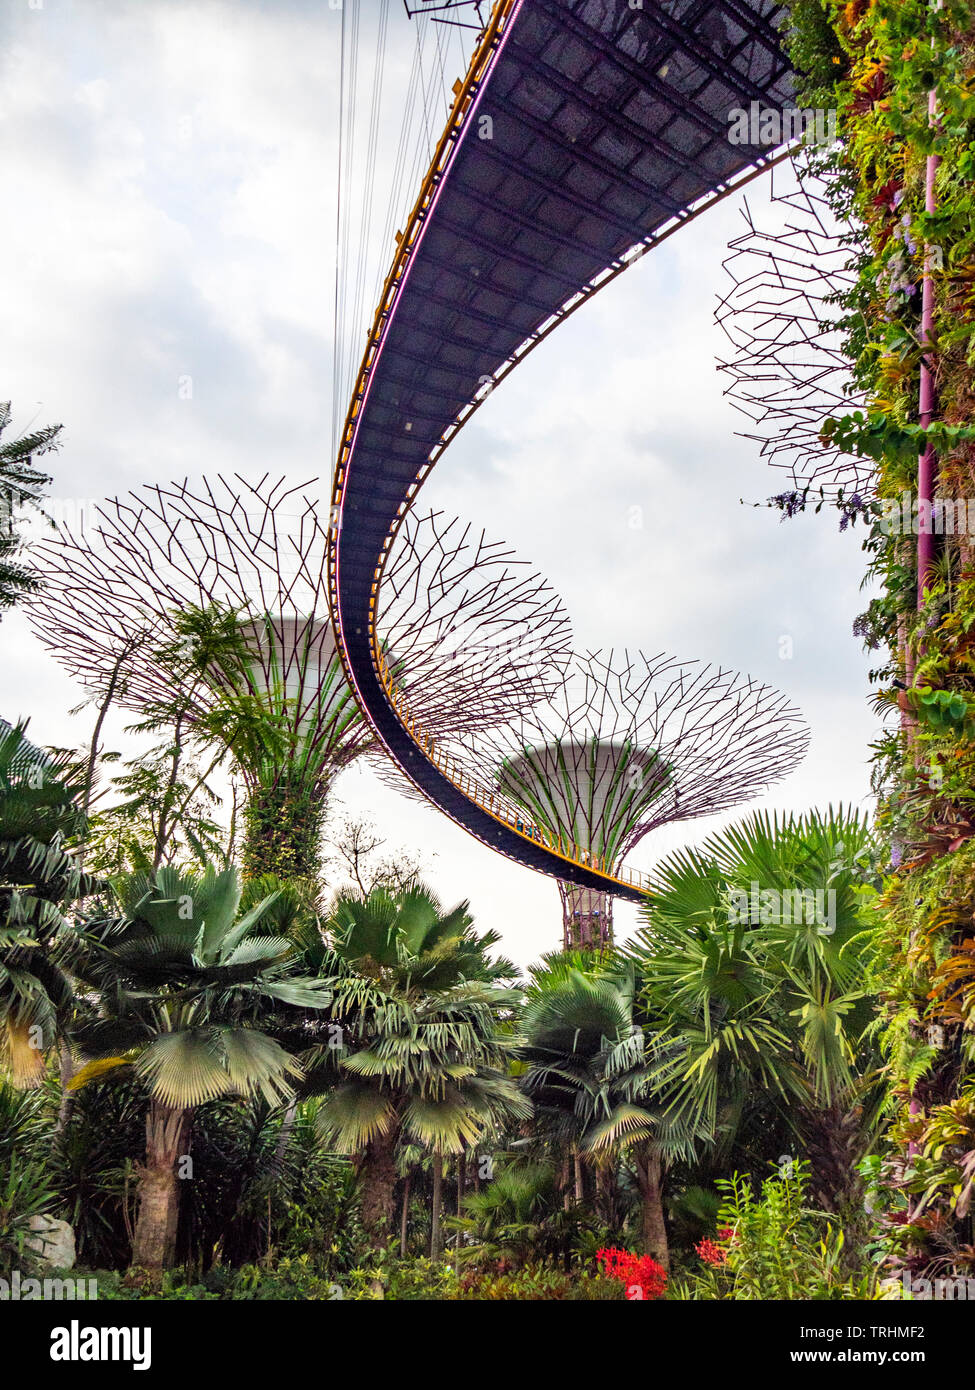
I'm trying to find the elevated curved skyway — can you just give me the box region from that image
[329,0,794,903]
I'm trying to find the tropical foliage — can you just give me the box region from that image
[0,401,61,614]
[7,0,975,1299]
[0,791,898,1297]
[0,722,99,1087]
[633,808,884,1215]
[312,885,527,1254]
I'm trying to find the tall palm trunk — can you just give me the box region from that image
[430,1151,443,1259]
[596,1159,617,1229]
[359,1126,398,1251]
[130,1099,192,1271]
[455,1150,466,1249]
[799,1098,868,1215]
[270,1100,298,1176]
[635,1147,669,1273]
[399,1171,411,1258]
[53,1042,75,1135]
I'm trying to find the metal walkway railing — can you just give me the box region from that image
[373,645,654,894]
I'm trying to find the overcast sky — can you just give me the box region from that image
[0,0,877,967]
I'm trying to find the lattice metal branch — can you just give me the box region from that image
[715,164,872,500]
[378,510,571,733]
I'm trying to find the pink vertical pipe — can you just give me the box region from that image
[907,1095,922,1159]
[906,92,940,1222]
[917,89,941,607]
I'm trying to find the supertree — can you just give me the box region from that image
[27,474,571,881]
[715,164,872,513]
[448,649,809,949]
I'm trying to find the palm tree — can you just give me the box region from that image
[68,864,331,1271]
[0,401,61,614]
[126,605,288,876]
[520,953,699,1270]
[632,807,882,1212]
[313,884,529,1253]
[0,721,98,1087]
[450,1159,568,1266]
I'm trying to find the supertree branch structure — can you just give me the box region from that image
[29,473,364,752]
[402,0,492,28]
[27,474,571,878]
[446,649,809,948]
[377,510,571,733]
[715,166,871,504]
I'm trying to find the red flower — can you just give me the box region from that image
[695,1238,728,1267]
[596,1247,667,1300]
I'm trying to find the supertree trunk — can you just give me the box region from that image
[560,884,613,950]
[240,772,326,883]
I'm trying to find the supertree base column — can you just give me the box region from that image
[559,883,613,951]
[240,773,326,885]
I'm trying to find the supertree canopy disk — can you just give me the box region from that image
[27,474,571,880]
[450,649,809,949]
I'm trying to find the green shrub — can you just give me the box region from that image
[0,1157,58,1274]
[88,1257,347,1301]
[670,1161,878,1301]
[179,1099,363,1276]
[49,1076,145,1269]
[0,1079,49,1167]
[342,1256,460,1301]
[453,1261,626,1301]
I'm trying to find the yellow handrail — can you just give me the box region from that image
[371,635,651,895]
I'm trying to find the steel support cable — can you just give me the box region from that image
[342,1,399,424]
[337,4,451,465]
[333,0,359,454]
[330,0,348,457]
[337,0,362,420]
[370,0,473,346]
[346,0,391,430]
[430,5,453,126]
[370,39,425,328]
[366,28,441,390]
[414,11,437,161]
[360,15,434,415]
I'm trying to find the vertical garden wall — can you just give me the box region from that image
[789,0,975,1274]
